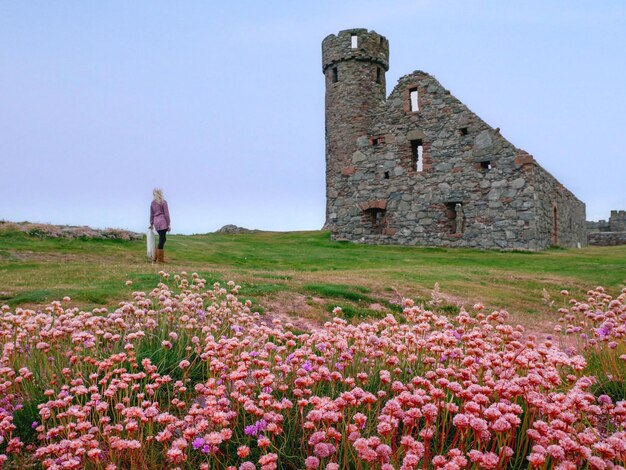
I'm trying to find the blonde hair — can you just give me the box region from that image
[153,188,164,203]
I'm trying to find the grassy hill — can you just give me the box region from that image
[1,228,625,329]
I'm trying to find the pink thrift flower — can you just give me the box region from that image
[305,456,319,469]
[237,446,250,458]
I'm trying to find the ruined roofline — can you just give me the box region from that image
[396,70,433,81]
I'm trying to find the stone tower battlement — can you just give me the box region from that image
[322,29,389,73]
[610,210,626,232]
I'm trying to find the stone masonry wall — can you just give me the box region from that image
[529,165,587,249]
[587,220,610,233]
[323,29,587,250]
[588,232,626,246]
[322,29,389,229]
[331,72,536,249]
[587,210,625,235]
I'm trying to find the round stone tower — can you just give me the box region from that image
[322,28,389,230]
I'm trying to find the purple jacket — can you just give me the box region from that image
[150,200,170,231]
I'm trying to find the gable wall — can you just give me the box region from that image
[331,72,548,249]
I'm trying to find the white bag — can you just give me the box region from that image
[146,228,156,259]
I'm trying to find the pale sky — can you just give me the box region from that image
[1,1,625,234]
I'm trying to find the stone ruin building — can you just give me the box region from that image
[587,210,626,246]
[322,28,587,250]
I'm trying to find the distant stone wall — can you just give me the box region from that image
[587,210,626,237]
[588,232,626,246]
[587,220,610,233]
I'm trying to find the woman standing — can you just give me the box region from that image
[149,188,170,262]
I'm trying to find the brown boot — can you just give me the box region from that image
[156,249,165,263]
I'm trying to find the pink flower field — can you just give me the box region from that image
[0,272,625,469]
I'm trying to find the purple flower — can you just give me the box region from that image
[245,419,268,437]
[250,351,259,358]
[32,421,39,429]
[202,444,211,454]
[596,323,612,339]
[192,437,205,450]
[302,361,313,372]
[316,343,327,351]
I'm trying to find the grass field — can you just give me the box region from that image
[1,228,625,328]
[1,227,626,468]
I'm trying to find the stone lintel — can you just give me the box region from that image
[406,129,426,141]
[360,199,387,211]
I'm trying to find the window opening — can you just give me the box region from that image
[351,35,358,49]
[411,139,423,172]
[376,67,382,84]
[370,136,385,146]
[460,127,468,136]
[552,206,558,245]
[384,171,390,179]
[445,202,464,234]
[480,161,492,171]
[364,208,386,235]
[331,67,338,83]
[409,88,419,112]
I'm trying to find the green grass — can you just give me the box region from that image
[304,283,373,302]
[324,303,385,320]
[0,229,625,328]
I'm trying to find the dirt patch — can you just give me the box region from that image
[369,303,385,312]
[260,292,324,332]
